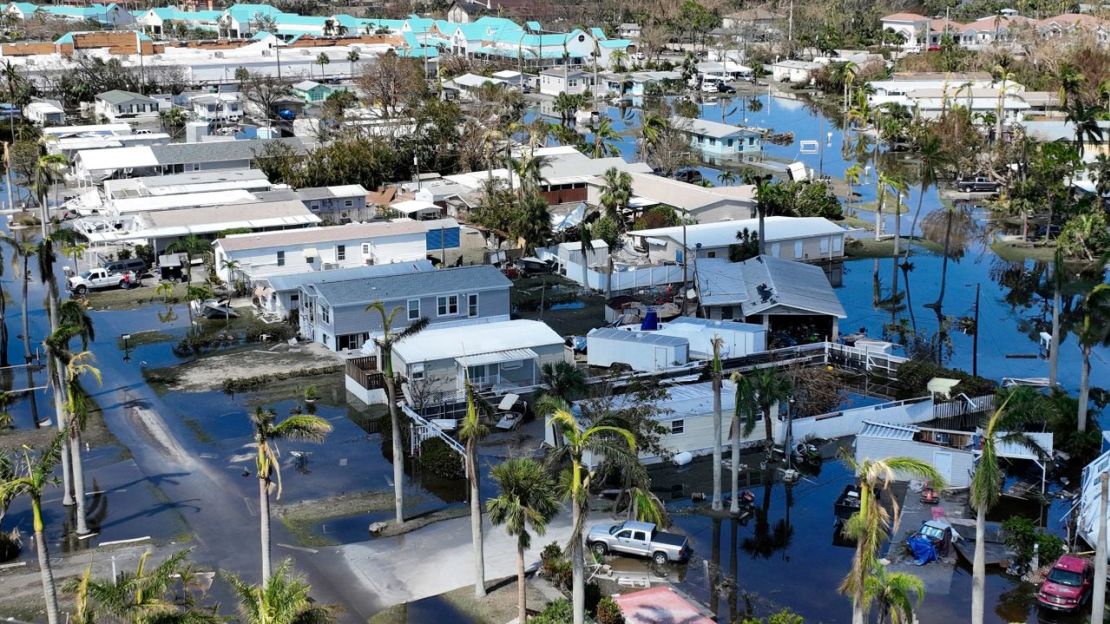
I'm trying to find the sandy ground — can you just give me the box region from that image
[159,342,342,392]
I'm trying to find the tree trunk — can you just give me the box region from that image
[851,598,864,624]
[1079,345,1091,433]
[259,475,272,582]
[0,274,8,367]
[20,254,39,426]
[761,407,774,454]
[712,370,722,511]
[1049,283,1061,387]
[892,193,901,257]
[53,369,72,506]
[383,351,404,525]
[32,498,59,624]
[70,427,89,535]
[757,207,766,255]
[933,209,954,312]
[572,494,585,624]
[875,184,885,241]
[729,413,740,515]
[1093,472,1108,624]
[469,441,485,598]
[971,504,986,624]
[517,543,528,624]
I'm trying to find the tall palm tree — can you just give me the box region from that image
[590,117,620,159]
[39,230,74,507]
[459,382,488,598]
[969,387,1048,624]
[577,223,593,292]
[752,176,775,255]
[33,153,68,209]
[844,164,862,217]
[346,49,360,77]
[839,454,943,624]
[1047,249,1068,387]
[249,407,332,582]
[863,565,925,624]
[598,167,632,226]
[366,302,429,525]
[908,133,951,245]
[315,53,330,80]
[226,560,334,624]
[63,350,100,537]
[3,233,40,426]
[68,549,218,624]
[0,434,65,624]
[1074,284,1110,433]
[717,170,737,187]
[183,284,213,338]
[882,172,908,255]
[711,336,724,512]
[488,457,559,624]
[1066,97,1103,159]
[731,367,792,457]
[539,361,586,405]
[546,409,639,624]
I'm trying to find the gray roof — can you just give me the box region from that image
[313,264,510,307]
[296,185,368,201]
[858,420,918,441]
[265,260,434,292]
[672,116,760,140]
[97,89,157,105]
[588,327,688,347]
[697,256,846,318]
[150,137,306,166]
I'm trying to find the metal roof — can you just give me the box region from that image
[632,215,845,247]
[588,327,688,348]
[217,219,455,252]
[696,256,847,318]
[97,90,156,105]
[390,319,563,364]
[673,116,760,140]
[265,260,433,292]
[149,137,305,166]
[313,264,510,307]
[295,184,368,201]
[457,347,538,367]
[858,420,918,441]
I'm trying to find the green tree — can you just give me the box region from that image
[731,367,792,458]
[488,458,559,624]
[249,408,332,582]
[590,117,620,158]
[840,455,943,624]
[226,560,334,624]
[33,153,68,207]
[366,303,428,524]
[540,361,586,405]
[863,565,924,624]
[546,409,639,624]
[346,49,360,76]
[315,53,330,80]
[0,435,65,624]
[510,191,552,254]
[67,549,218,624]
[598,167,632,227]
[1058,212,1110,261]
[1074,284,1110,434]
[159,107,190,140]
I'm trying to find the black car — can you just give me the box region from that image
[717,83,737,94]
[103,258,148,276]
[955,176,1000,193]
[674,168,703,183]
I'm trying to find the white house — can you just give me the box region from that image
[23,100,65,126]
[539,69,595,96]
[212,218,461,282]
[95,90,161,123]
[769,60,821,83]
[627,216,847,264]
[189,93,243,124]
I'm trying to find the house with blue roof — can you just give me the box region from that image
[6,2,38,20]
[274,13,332,37]
[222,3,286,38]
[25,2,134,26]
[138,8,222,36]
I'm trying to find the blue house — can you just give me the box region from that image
[672,116,763,162]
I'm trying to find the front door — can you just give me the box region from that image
[933,451,953,484]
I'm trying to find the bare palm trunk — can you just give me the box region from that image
[712,369,722,511]
[851,598,864,624]
[729,413,740,515]
[572,497,584,624]
[384,366,405,524]
[932,209,954,312]
[468,440,485,597]
[971,505,986,624]
[1079,345,1091,433]
[1093,473,1108,624]
[0,276,8,367]
[761,407,774,454]
[32,499,59,624]
[892,193,901,256]
[1049,284,1061,387]
[517,543,527,624]
[259,476,272,582]
[70,427,89,535]
[20,256,38,426]
[52,371,72,505]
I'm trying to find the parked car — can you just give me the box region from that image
[700,79,722,93]
[586,520,690,565]
[717,83,737,94]
[67,268,140,295]
[103,258,148,276]
[1037,554,1093,612]
[955,176,1000,193]
[674,168,703,183]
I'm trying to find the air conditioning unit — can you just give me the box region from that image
[321,262,337,270]
[214,50,223,58]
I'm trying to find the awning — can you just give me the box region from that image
[927,377,961,399]
[302,247,318,259]
[456,348,538,368]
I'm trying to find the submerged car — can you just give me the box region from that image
[1037,554,1093,612]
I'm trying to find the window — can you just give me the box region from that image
[437,295,459,316]
[319,304,330,324]
[410,363,425,381]
[670,419,685,435]
[344,199,354,207]
[632,531,647,541]
[727,138,734,147]
[617,530,632,539]
[290,294,299,304]
[361,243,371,256]
[720,306,733,320]
[707,251,716,258]
[407,299,420,321]
[337,245,346,261]
[276,251,285,267]
[467,293,478,317]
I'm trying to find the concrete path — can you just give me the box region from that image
[332,510,578,609]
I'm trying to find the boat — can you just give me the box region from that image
[834,484,878,522]
[191,298,240,320]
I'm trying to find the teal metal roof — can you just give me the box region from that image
[146,7,180,19]
[334,13,369,29]
[275,14,326,26]
[404,15,434,32]
[525,20,541,31]
[182,10,222,20]
[473,45,566,59]
[398,46,438,58]
[10,3,38,15]
[599,38,632,48]
[55,30,151,43]
[590,27,605,39]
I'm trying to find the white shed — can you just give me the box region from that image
[854,421,977,488]
[653,317,767,359]
[586,328,689,371]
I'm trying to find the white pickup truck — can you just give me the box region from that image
[67,268,139,295]
[586,520,690,565]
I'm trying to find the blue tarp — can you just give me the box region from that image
[907,535,937,566]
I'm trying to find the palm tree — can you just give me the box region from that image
[969,387,1048,624]
[598,167,632,226]
[165,235,212,276]
[315,53,330,80]
[1047,248,1068,387]
[226,560,334,624]
[33,153,68,208]
[731,367,792,457]
[590,117,620,159]
[3,233,41,427]
[183,284,213,337]
[717,170,737,187]
[839,454,943,624]
[752,175,774,255]
[68,549,218,624]
[366,302,429,525]
[1074,284,1110,433]
[346,49,360,77]
[63,351,101,537]
[459,382,488,598]
[249,407,332,582]
[639,111,668,153]
[577,223,593,292]
[863,565,925,624]
[711,336,724,512]
[908,134,951,244]
[488,458,559,624]
[539,361,586,405]
[1066,97,1103,159]
[0,434,65,624]
[546,409,639,624]
[844,164,862,217]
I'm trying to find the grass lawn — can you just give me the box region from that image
[84,280,192,311]
[991,240,1058,262]
[845,237,943,259]
[368,578,550,624]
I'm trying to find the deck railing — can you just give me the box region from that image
[345,355,385,391]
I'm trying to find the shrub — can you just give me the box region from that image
[584,581,602,615]
[221,365,342,393]
[891,360,995,400]
[595,596,625,624]
[1003,517,1064,571]
[418,438,464,480]
[532,599,573,624]
[540,542,572,591]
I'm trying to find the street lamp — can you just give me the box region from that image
[121,333,132,362]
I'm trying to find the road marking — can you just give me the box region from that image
[243,497,256,516]
[277,543,319,554]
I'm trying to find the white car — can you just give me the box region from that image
[700,80,721,93]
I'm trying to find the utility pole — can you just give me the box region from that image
[1094,471,1108,624]
[3,142,12,211]
[787,0,794,55]
[972,283,980,378]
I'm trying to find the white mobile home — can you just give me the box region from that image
[254,260,435,322]
[643,316,766,359]
[586,328,689,372]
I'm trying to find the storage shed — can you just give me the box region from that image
[586,328,689,371]
[653,317,766,359]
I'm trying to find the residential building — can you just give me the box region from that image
[539,69,595,96]
[672,117,762,163]
[769,59,821,83]
[95,90,161,123]
[7,2,136,26]
[617,23,641,39]
[300,264,512,351]
[23,100,65,126]
[189,93,243,124]
[441,73,506,100]
[590,172,755,222]
[628,215,847,264]
[254,260,434,322]
[881,10,1110,50]
[295,184,371,222]
[212,218,461,282]
[601,70,682,96]
[695,255,846,340]
[291,80,344,103]
[73,137,307,183]
[136,7,222,36]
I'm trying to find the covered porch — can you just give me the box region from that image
[456,348,542,396]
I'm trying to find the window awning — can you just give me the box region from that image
[456,348,538,368]
[302,247,318,259]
